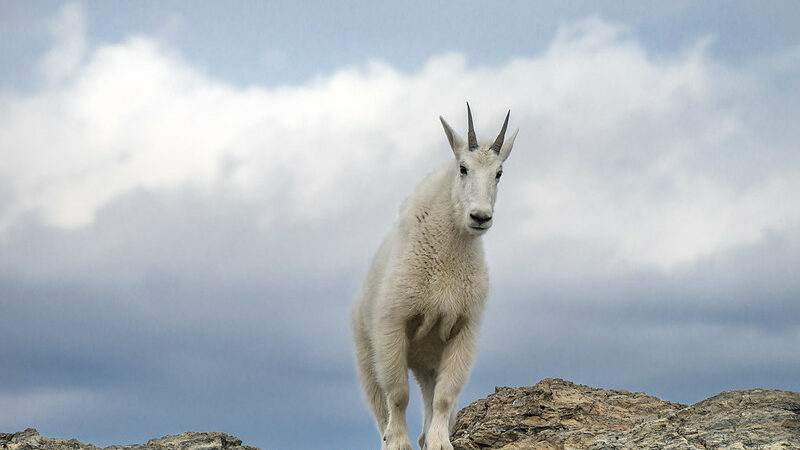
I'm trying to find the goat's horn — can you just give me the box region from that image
[467,102,478,151]
[490,110,510,155]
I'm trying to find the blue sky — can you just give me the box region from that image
[1,1,799,449]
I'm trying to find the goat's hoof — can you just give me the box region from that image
[424,436,453,450]
[382,432,413,450]
[382,441,413,450]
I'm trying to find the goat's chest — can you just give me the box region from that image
[399,248,487,371]
[405,255,487,311]
[399,235,486,301]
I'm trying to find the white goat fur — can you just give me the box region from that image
[352,105,518,450]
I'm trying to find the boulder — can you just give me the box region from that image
[451,378,800,449]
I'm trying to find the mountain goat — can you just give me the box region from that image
[351,104,519,450]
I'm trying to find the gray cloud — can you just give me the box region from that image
[2,186,798,448]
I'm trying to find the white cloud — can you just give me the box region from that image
[1,16,798,272]
[516,167,800,271]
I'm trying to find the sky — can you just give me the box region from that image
[1,1,799,449]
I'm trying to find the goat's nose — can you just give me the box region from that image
[469,212,492,224]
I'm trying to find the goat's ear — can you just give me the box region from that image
[499,128,519,162]
[440,116,465,155]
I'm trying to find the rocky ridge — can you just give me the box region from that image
[0,429,257,450]
[451,378,800,449]
[4,378,799,449]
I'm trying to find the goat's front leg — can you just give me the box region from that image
[425,324,477,450]
[375,316,412,450]
[412,368,436,449]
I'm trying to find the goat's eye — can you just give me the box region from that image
[460,165,468,175]
[496,170,503,180]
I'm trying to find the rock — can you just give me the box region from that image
[451,378,800,449]
[5,380,799,449]
[104,431,258,450]
[1,428,101,450]
[0,429,258,450]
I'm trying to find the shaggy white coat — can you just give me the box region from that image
[352,110,518,450]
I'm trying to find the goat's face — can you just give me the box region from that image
[440,104,518,236]
[452,147,503,235]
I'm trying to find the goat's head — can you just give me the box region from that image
[440,103,519,236]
